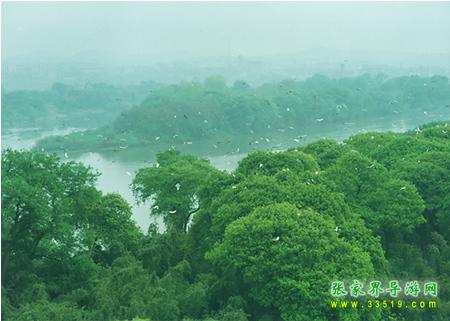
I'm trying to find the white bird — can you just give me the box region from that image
[400,186,406,191]
[126,171,132,176]
[335,226,339,232]
[293,138,300,143]
[169,209,177,214]
[316,118,324,122]
[155,163,160,168]
[286,108,290,112]
[64,152,68,159]
[273,236,280,241]
[155,136,160,141]
[175,183,181,191]
[259,163,264,168]
[204,119,208,123]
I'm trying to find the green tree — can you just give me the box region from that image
[132,150,222,233]
[207,203,379,321]
[95,255,179,321]
[324,151,425,238]
[1,149,97,288]
[300,138,350,169]
[1,150,143,315]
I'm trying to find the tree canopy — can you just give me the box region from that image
[33,74,450,156]
[3,121,450,321]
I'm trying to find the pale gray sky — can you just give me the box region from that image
[2,1,450,60]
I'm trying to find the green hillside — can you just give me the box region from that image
[34,74,450,155]
[2,82,160,132]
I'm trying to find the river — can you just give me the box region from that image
[2,127,244,232]
[1,115,443,232]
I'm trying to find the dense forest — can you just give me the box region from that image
[2,121,449,321]
[1,82,160,132]
[34,74,450,155]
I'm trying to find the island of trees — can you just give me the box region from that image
[32,74,450,156]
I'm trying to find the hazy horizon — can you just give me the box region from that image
[2,2,450,91]
[3,2,450,63]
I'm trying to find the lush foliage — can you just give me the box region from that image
[2,121,450,320]
[2,82,160,131]
[34,74,450,154]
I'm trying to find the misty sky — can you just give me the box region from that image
[2,1,450,61]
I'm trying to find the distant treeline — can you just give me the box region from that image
[34,74,450,154]
[2,121,450,320]
[1,82,161,132]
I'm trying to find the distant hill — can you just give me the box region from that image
[4,50,450,91]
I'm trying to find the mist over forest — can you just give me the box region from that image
[2,2,450,321]
[3,49,450,91]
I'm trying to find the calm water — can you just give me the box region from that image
[2,128,242,232]
[1,115,442,232]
